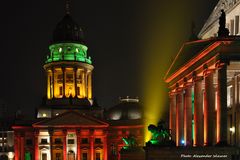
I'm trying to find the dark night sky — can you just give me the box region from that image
[1,0,218,118]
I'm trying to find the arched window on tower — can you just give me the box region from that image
[54,68,63,98]
[65,68,74,97]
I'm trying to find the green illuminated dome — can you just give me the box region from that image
[53,14,84,44]
[45,14,92,64]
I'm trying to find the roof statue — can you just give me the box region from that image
[217,10,229,37]
[146,120,175,146]
[198,0,240,38]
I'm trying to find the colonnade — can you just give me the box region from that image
[169,63,228,146]
[47,67,92,99]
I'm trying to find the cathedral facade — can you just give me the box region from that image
[12,7,144,160]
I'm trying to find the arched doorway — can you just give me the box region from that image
[0,154,8,160]
[67,150,75,160]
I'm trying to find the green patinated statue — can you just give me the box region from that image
[147,120,175,146]
[122,134,138,150]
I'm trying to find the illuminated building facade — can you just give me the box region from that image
[0,130,14,160]
[12,4,144,160]
[165,10,240,147]
[199,0,240,39]
[0,104,15,160]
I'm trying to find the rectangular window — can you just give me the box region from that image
[66,74,73,83]
[42,153,47,160]
[95,138,102,144]
[235,16,239,34]
[96,153,101,160]
[41,139,48,144]
[82,153,88,160]
[56,153,61,160]
[55,138,62,144]
[81,138,88,144]
[231,19,234,35]
[77,87,80,95]
[68,139,74,144]
[57,74,63,83]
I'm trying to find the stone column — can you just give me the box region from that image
[52,68,55,98]
[63,130,67,160]
[193,76,204,146]
[82,71,86,97]
[216,63,228,144]
[103,133,108,160]
[236,76,240,146]
[14,133,20,160]
[184,83,193,146]
[48,129,54,160]
[176,89,184,146]
[90,130,94,160]
[169,92,176,142]
[88,72,92,99]
[62,67,66,97]
[47,71,50,99]
[34,130,39,160]
[76,130,81,160]
[74,68,78,98]
[204,69,215,146]
[20,132,25,160]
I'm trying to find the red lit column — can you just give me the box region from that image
[193,76,204,146]
[63,130,67,160]
[90,130,94,160]
[14,133,20,160]
[169,92,176,142]
[20,132,25,160]
[184,83,193,146]
[204,69,215,146]
[34,130,39,160]
[76,130,81,160]
[216,63,228,144]
[103,134,108,160]
[176,89,184,146]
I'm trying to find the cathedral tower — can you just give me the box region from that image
[44,14,93,101]
[37,1,99,118]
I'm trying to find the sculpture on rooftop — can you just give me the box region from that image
[146,120,175,146]
[218,9,229,37]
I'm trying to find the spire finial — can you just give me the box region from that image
[66,0,70,15]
